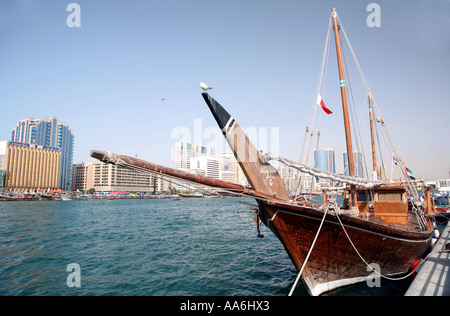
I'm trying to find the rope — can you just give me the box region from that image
[334,209,437,281]
[288,205,328,296]
[334,10,427,230]
[295,17,333,200]
[261,151,382,189]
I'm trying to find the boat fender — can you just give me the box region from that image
[432,220,440,238]
[433,227,440,239]
[431,237,437,247]
[411,259,422,277]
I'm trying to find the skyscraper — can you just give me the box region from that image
[314,148,336,171]
[11,117,74,190]
[190,156,220,179]
[172,142,215,169]
[343,150,364,178]
[314,148,336,185]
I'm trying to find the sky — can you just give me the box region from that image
[0,0,449,181]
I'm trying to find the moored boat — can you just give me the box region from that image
[432,194,450,218]
[90,8,436,295]
[179,192,204,198]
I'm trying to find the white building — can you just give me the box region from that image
[190,156,220,179]
[172,142,215,169]
[438,179,450,193]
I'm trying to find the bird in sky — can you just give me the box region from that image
[199,82,213,91]
[161,98,166,101]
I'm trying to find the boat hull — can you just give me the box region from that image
[257,200,432,295]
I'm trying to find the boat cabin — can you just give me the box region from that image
[347,185,410,224]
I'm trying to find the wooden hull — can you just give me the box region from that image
[257,200,432,295]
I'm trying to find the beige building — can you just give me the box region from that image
[0,141,60,192]
[219,152,246,185]
[72,162,169,193]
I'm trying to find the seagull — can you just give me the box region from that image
[161,98,166,101]
[199,82,213,91]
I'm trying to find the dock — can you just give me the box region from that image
[405,221,450,296]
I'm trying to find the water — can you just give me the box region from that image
[0,198,418,296]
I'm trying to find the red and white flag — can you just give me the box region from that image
[317,94,332,115]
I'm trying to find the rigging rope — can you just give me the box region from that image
[288,205,328,296]
[334,208,443,281]
[295,18,332,199]
[333,10,427,229]
[261,151,382,188]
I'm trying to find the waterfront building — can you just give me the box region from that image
[314,148,336,187]
[71,162,94,192]
[438,179,450,193]
[279,166,298,193]
[278,166,318,194]
[172,142,215,169]
[378,165,387,180]
[11,117,74,190]
[314,148,336,173]
[343,150,364,178]
[220,171,235,183]
[0,170,5,190]
[173,143,247,187]
[190,156,220,180]
[0,141,60,192]
[72,162,168,193]
[219,152,246,185]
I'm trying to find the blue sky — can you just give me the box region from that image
[0,0,449,180]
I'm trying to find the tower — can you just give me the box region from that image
[314,147,336,184]
[11,117,74,190]
[343,150,363,178]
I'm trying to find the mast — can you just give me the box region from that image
[368,92,378,179]
[331,8,358,211]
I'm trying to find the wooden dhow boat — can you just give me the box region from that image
[90,8,436,295]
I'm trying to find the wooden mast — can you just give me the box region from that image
[331,8,358,211]
[368,93,378,179]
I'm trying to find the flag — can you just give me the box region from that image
[393,155,398,165]
[405,167,415,180]
[317,94,332,114]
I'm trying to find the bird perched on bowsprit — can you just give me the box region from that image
[199,82,213,91]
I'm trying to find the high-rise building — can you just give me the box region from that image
[314,148,336,186]
[314,148,336,173]
[11,117,74,190]
[0,141,60,192]
[172,142,215,169]
[343,150,364,178]
[190,156,220,179]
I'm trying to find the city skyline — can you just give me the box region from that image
[0,1,448,181]
[10,116,74,190]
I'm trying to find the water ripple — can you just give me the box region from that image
[0,198,297,296]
